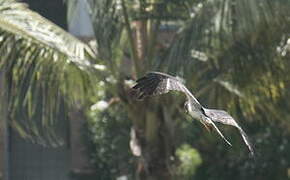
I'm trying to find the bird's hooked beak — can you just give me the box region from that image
[184,101,188,113]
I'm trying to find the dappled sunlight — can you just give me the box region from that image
[1,0,290,179]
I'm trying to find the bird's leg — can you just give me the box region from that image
[201,121,211,132]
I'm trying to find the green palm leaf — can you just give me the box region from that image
[161,0,290,117]
[0,1,96,146]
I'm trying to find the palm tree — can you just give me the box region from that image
[84,0,290,179]
[1,0,290,179]
[0,1,96,146]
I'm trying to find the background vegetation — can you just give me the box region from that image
[1,0,290,179]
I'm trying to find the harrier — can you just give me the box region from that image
[132,72,254,156]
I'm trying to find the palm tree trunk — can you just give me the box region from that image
[128,102,175,180]
[134,20,148,63]
[122,1,174,178]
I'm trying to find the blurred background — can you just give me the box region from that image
[0,0,290,180]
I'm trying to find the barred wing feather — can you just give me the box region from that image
[203,108,254,156]
[133,72,194,101]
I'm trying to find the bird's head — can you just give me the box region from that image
[184,101,190,113]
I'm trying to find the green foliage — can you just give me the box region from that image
[162,1,290,179]
[2,0,290,179]
[194,124,290,180]
[86,78,135,179]
[0,1,96,145]
[176,144,202,179]
[87,103,134,179]
[84,0,290,179]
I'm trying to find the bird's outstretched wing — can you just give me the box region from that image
[203,108,254,156]
[133,72,229,143]
[133,72,200,105]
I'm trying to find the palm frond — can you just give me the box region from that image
[0,2,96,66]
[0,1,96,146]
[159,0,290,124]
[87,0,123,61]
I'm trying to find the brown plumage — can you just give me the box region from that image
[132,72,254,156]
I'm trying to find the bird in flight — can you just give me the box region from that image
[132,72,254,156]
